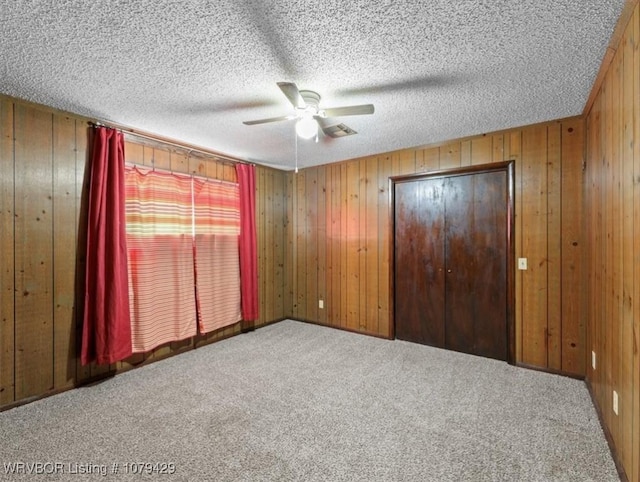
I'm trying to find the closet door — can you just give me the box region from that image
[393,166,510,362]
[444,171,507,360]
[394,178,445,347]
[443,174,475,354]
[471,171,507,360]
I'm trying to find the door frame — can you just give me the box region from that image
[389,161,516,364]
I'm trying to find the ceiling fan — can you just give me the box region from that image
[243,82,374,139]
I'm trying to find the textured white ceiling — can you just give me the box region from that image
[0,1,626,170]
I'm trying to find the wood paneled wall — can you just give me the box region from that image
[584,3,640,480]
[0,96,288,409]
[286,119,585,376]
[256,166,287,326]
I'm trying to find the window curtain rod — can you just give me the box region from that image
[89,121,253,167]
[123,162,238,187]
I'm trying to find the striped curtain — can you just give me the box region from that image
[193,178,242,333]
[125,166,197,353]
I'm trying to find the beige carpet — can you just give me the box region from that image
[0,320,619,481]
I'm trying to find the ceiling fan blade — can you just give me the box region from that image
[321,123,358,138]
[323,104,374,117]
[243,114,296,125]
[277,82,306,109]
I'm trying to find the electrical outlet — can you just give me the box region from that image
[592,351,596,370]
[613,390,619,416]
[318,299,324,309]
[518,258,528,270]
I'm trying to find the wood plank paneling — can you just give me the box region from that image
[295,169,307,319]
[0,98,15,405]
[153,148,171,170]
[74,124,91,383]
[611,49,624,448]
[339,163,348,330]
[560,120,585,375]
[52,114,77,390]
[600,58,617,437]
[258,164,288,326]
[317,166,327,326]
[273,169,286,320]
[322,166,332,325]
[284,171,294,319]
[124,141,144,165]
[492,134,505,163]
[345,160,360,331]
[394,149,416,175]
[358,160,367,331]
[460,141,471,167]
[586,99,597,396]
[422,147,439,172]
[288,120,587,384]
[306,168,318,323]
[378,155,392,337]
[257,166,267,325]
[602,62,614,432]
[413,149,424,172]
[632,7,640,481]
[14,104,54,400]
[365,157,379,333]
[620,17,634,473]
[1,96,288,410]
[584,4,640,480]
[223,163,236,183]
[509,131,523,363]
[329,163,342,327]
[143,145,154,169]
[170,150,188,172]
[588,91,604,406]
[264,167,279,323]
[547,123,562,370]
[520,125,549,367]
[595,88,605,409]
[471,136,492,166]
[440,143,460,169]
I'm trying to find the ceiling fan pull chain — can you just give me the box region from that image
[295,127,299,174]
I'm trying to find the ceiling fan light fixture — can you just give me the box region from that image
[295,114,318,139]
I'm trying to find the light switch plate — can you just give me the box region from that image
[613,390,619,415]
[318,300,324,309]
[518,258,528,270]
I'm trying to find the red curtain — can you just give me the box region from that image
[81,127,132,365]
[236,164,259,322]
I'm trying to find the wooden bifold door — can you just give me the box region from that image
[393,162,514,362]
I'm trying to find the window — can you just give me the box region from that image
[125,166,240,353]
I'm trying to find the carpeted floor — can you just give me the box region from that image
[0,320,619,481]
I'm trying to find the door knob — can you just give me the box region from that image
[447,269,452,273]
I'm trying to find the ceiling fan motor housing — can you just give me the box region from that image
[299,90,321,114]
